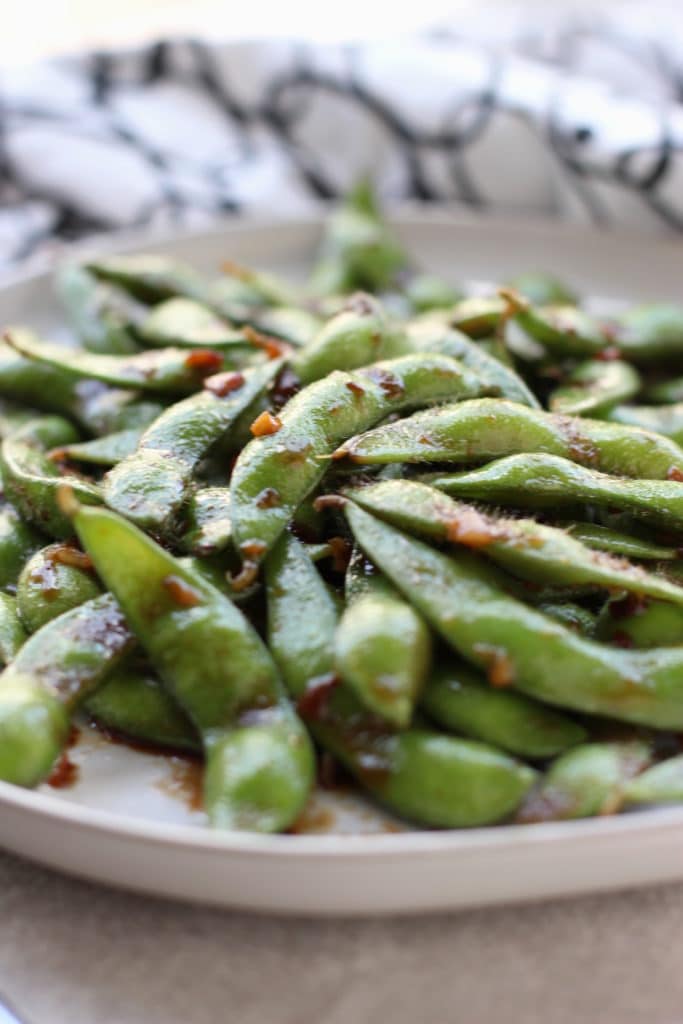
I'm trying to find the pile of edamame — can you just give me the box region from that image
[1,181,683,832]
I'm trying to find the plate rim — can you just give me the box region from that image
[6,776,683,858]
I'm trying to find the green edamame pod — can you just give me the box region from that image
[85,666,199,752]
[406,315,540,408]
[0,400,35,439]
[56,264,142,354]
[304,542,334,563]
[548,360,640,417]
[554,521,678,561]
[1,418,101,538]
[517,742,651,822]
[421,660,586,758]
[429,453,683,532]
[69,499,314,832]
[404,273,462,312]
[205,274,293,328]
[0,341,159,441]
[0,593,135,786]
[231,352,487,565]
[51,427,145,467]
[0,594,27,665]
[343,544,374,602]
[515,304,610,357]
[310,179,407,295]
[179,488,232,556]
[450,297,505,338]
[344,479,683,605]
[217,259,298,309]
[605,403,683,445]
[335,565,431,727]
[78,390,166,437]
[615,304,683,364]
[537,602,597,636]
[5,328,232,395]
[292,295,408,385]
[335,397,683,480]
[0,339,97,425]
[504,272,577,307]
[343,502,683,729]
[104,359,282,534]
[644,377,683,404]
[86,254,206,304]
[596,598,683,649]
[265,532,535,827]
[0,505,42,588]
[622,755,683,806]
[136,298,250,351]
[250,307,321,347]
[17,543,102,633]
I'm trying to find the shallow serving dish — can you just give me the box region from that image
[1,211,682,916]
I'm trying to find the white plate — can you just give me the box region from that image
[2,211,683,917]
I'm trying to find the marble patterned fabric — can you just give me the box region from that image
[1,6,682,266]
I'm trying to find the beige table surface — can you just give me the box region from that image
[0,850,682,1024]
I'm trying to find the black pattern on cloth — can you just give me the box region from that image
[0,17,682,267]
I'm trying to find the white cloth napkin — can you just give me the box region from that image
[1,4,682,267]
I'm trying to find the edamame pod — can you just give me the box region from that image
[265,531,535,827]
[231,353,488,565]
[406,315,540,408]
[429,454,683,532]
[56,264,142,354]
[5,329,232,395]
[335,563,431,727]
[548,360,640,417]
[344,502,683,729]
[622,755,683,806]
[86,254,206,304]
[343,478,683,604]
[179,488,232,556]
[68,498,314,832]
[0,593,135,786]
[0,400,35,438]
[450,297,505,338]
[292,295,408,385]
[0,505,43,588]
[85,665,199,752]
[0,339,102,426]
[553,521,678,561]
[404,273,462,312]
[250,307,321,346]
[515,304,610,357]
[645,377,683,404]
[616,304,683,364]
[517,742,651,822]
[605,403,683,445]
[422,660,586,758]
[0,340,156,441]
[1,418,101,538]
[335,397,683,480]
[136,298,250,351]
[505,272,577,307]
[536,601,597,636]
[52,427,145,467]
[0,594,27,665]
[17,543,102,633]
[310,179,407,295]
[596,597,683,649]
[104,359,282,534]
